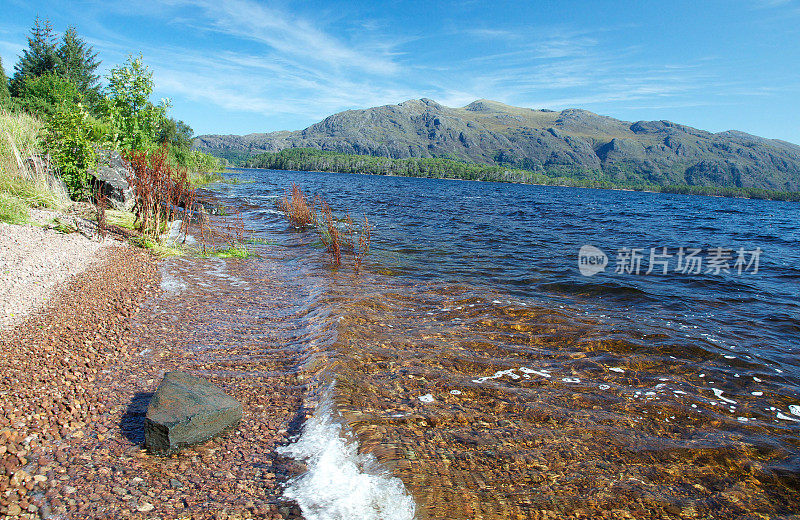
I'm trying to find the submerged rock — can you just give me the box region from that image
[144,371,242,453]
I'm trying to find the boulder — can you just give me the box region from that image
[144,371,242,453]
[95,150,135,211]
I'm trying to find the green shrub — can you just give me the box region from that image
[17,74,81,118]
[42,102,97,199]
[103,55,169,151]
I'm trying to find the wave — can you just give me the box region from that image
[276,388,416,520]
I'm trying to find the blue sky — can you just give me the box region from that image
[1,0,799,143]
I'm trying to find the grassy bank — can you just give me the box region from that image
[244,148,800,202]
[0,109,70,223]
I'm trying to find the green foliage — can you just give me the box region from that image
[199,245,252,258]
[42,102,98,199]
[103,54,169,151]
[131,236,185,257]
[0,57,9,100]
[16,73,81,117]
[189,171,225,186]
[56,27,101,103]
[11,17,60,97]
[200,149,253,166]
[185,149,224,173]
[248,148,800,202]
[50,217,78,233]
[0,192,30,224]
[0,109,70,211]
[158,118,193,151]
[104,209,136,230]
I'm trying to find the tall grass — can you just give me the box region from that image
[277,183,371,269]
[277,183,317,227]
[0,109,70,222]
[126,146,195,240]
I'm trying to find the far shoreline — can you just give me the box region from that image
[225,166,795,203]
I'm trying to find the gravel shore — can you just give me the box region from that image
[0,213,110,331]
[0,231,304,519]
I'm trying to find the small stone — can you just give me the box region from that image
[137,501,154,512]
[170,478,183,489]
[7,503,22,516]
[64,485,76,494]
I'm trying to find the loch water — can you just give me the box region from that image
[155,168,800,519]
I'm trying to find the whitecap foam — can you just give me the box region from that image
[712,388,737,405]
[159,267,188,294]
[276,396,416,520]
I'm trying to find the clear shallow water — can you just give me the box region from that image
[189,169,800,518]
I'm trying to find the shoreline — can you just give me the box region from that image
[0,226,303,519]
[0,212,112,332]
[229,166,793,202]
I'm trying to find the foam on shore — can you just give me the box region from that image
[276,395,416,520]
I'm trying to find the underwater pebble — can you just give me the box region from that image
[609,367,625,373]
[598,384,610,391]
[789,404,800,416]
[777,411,800,422]
[418,394,435,404]
[751,391,763,396]
[449,390,462,395]
[562,377,580,383]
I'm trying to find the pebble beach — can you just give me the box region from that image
[0,222,304,519]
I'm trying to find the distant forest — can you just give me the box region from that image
[241,148,800,201]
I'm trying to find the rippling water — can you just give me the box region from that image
[166,168,800,519]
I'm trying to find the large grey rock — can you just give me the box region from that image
[95,150,135,211]
[144,371,242,453]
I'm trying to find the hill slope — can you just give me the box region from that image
[194,98,800,191]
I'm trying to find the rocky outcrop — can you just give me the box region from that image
[195,98,800,191]
[95,150,134,211]
[144,371,242,453]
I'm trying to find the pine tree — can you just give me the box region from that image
[10,17,60,97]
[0,56,9,99]
[57,26,101,100]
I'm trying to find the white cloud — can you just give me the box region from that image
[160,0,400,76]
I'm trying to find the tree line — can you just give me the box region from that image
[243,148,800,202]
[1,17,222,199]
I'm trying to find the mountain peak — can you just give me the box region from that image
[399,98,443,109]
[463,99,511,112]
[195,98,800,192]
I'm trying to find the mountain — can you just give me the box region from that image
[194,98,800,192]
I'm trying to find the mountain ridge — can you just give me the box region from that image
[194,99,800,191]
